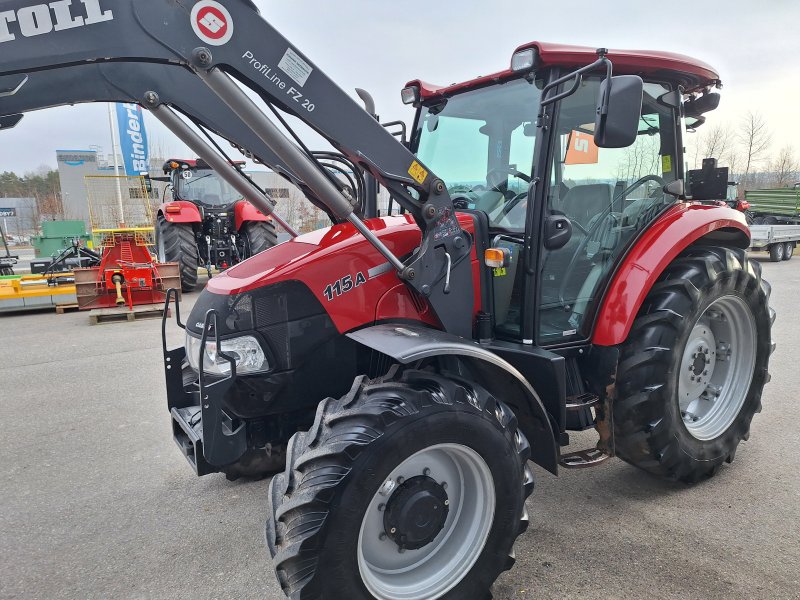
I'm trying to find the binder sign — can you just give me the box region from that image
[116,103,149,175]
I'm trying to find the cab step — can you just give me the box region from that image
[565,393,599,431]
[559,447,611,469]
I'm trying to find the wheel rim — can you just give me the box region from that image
[677,295,756,440]
[357,443,495,600]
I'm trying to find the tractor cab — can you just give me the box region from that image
[165,158,245,210]
[404,42,726,347]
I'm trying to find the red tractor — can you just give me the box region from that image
[154,158,278,291]
[0,3,775,599]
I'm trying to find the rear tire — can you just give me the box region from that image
[763,215,779,225]
[769,242,785,262]
[752,216,765,225]
[782,242,793,261]
[613,246,773,483]
[241,220,278,258]
[266,368,533,599]
[156,215,199,292]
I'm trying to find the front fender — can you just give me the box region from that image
[347,323,559,474]
[159,201,202,224]
[593,203,750,346]
[234,200,270,230]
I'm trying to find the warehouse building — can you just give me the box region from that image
[0,197,37,241]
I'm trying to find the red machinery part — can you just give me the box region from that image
[234,200,270,230]
[159,200,202,223]
[592,203,750,346]
[74,233,181,311]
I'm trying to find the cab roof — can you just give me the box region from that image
[162,158,246,172]
[406,41,720,101]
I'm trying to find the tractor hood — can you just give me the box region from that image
[198,214,472,334]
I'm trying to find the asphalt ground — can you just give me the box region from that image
[1,254,798,600]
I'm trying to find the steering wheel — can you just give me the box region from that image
[618,175,665,202]
[487,166,532,185]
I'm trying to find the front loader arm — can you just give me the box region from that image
[0,0,473,336]
[0,62,338,223]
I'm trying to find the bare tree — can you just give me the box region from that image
[701,124,731,165]
[739,111,772,188]
[768,145,799,188]
[690,124,731,169]
[616,136,660,183]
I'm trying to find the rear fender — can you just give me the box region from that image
[159,201,202,224]
[593,203,750,346]
[234,201,270,230]
[347,323,559,474]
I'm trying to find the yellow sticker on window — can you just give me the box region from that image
[408,161,429,185]
[661,155,673,173]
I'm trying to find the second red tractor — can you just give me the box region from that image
[154,158,277,291]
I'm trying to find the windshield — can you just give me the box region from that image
[176,168,244,206]
[414,78,542,231]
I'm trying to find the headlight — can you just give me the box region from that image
[186,333,269,376]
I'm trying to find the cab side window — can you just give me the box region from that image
[538,79,677,344]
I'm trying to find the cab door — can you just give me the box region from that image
[536,77,680,345]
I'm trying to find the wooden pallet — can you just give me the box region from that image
[88,304,170,325]
[55,303,80,314]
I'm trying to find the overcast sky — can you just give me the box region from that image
[1,0,799,174]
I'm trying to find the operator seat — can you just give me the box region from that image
[559,183,613,228]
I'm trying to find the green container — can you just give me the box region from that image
[745,188,800,218]
[31,220,91,257]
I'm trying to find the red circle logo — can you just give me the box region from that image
[196,6,228,41]
[190,1,234,46]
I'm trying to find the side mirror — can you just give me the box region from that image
[663,179,685,199]
[543,214,573,250]
[594,75,643,148]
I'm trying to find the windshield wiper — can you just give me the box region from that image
[185,174,214,186]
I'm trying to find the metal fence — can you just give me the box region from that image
[84,175,155,247]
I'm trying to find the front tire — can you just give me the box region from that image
[613,246,773,483]
[266,368,533,599]
[769,242,785,262]
[156,215,199,292]
[782,242,794,261]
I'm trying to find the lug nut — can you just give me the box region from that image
[441,482,447,489]
[378,503,385,512]
[378,478,396,496]
[423,468,431,476]
[379,532,387,541]
[396,476,404,484]
[390,527,396,534]
[444,500,449,506]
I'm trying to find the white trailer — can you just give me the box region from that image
[749,224,800,261]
